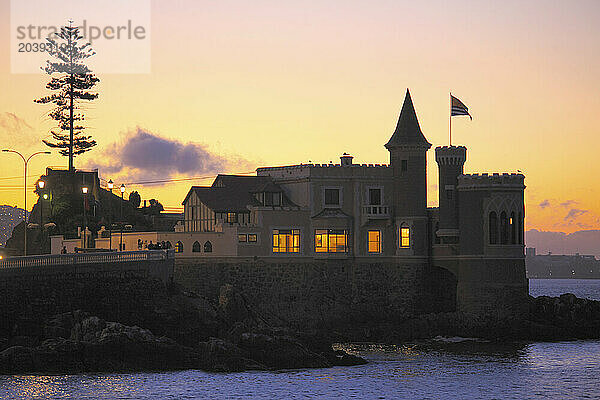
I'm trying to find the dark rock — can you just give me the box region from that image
[197,337,264,372]
[238,332,330,370]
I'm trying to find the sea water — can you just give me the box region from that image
[2,279,600,400]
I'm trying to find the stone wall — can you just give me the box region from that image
[174,258,457,330]
[0,259,174,339]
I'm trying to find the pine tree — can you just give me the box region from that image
[35,23,99,171]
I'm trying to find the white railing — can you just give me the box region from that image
[0,249,174,270]
[362,205,391,217]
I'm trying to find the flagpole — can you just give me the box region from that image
[449,92,452,146]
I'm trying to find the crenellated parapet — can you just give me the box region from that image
[435,146,467,165]
[457,173,525,191]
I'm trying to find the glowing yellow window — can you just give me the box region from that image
[400,226,410,248]
[272,229,300,253]
[368,230,381,253]
[314,229,348,253]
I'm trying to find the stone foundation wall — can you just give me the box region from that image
[174,258,457,329]
[0,260,174,339]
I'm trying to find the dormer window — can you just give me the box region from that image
[264,192,282,206]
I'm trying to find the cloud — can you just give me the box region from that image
[538,200,550,209]
[0,112,38,148]
[86,127,254,182]
[564,208,588,222]
[560,200,577,208]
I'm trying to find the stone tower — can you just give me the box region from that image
[435,146,467,244]
[385,89,431,256]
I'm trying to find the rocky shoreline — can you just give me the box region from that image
[0,284,366,374]
[2,284,600,374]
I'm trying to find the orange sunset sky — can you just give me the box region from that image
[0,0,599,234]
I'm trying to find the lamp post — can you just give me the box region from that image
[37,180,45,252]
[108,179,113,251]
[1,149,50,256]
[82,186,88,249]
[120,184,125,251]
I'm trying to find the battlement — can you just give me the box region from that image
[258,163,389,170]
[457,173,525,190]
[435,146,467,165]
[257,163,390,179]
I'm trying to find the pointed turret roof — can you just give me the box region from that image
[385,89,431,149]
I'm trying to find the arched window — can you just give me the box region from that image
[192,241,201,252]
[489,211,498,245]
[175,241,183,253]
[518,211,523,244]
[166,241,172,249]
[204,241,213,253]
[510,211,516,244]
[500,211,508,245]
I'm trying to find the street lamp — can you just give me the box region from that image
[1,149,50,256]
[82,186,88,249]
[107,179,114,251]
[37,180,46,252]
[120,184,125,251]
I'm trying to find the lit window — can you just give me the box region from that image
[400,226,410,248]
[175,241,184,253]
[272,229,300,253]
[367,230,381,253]
[324,189,340,206]
[248,234,257,243]
[315,229,348,253]
[226,213,237,223]
[238,234,247,242]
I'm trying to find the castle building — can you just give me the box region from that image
[181,90,525,257]
[177,89,528,315]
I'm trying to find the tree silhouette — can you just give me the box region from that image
[148,199,164,215]
[129,191,141,208]
[35,22,99,172]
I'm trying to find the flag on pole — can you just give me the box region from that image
[451,95,472,120]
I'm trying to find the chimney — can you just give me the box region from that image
[340,153,353,166]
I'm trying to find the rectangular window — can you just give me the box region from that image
[264,192,273,206]
[315,229,348,253]
[238,234,247,242]
[367,230,381,253]
[446,190,453,200]
[272,229,300,253]
[273,193,281,206]
[369,188,381,205]
[226,212,237,223]
[248,234,257,243]
[324,188,340,206]
[400,226,410,248]
[401,159,408,172]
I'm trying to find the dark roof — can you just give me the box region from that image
[184,186,259,212]
[182,175,296,212]
[385,89,431,149]
[212,175,273,191]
